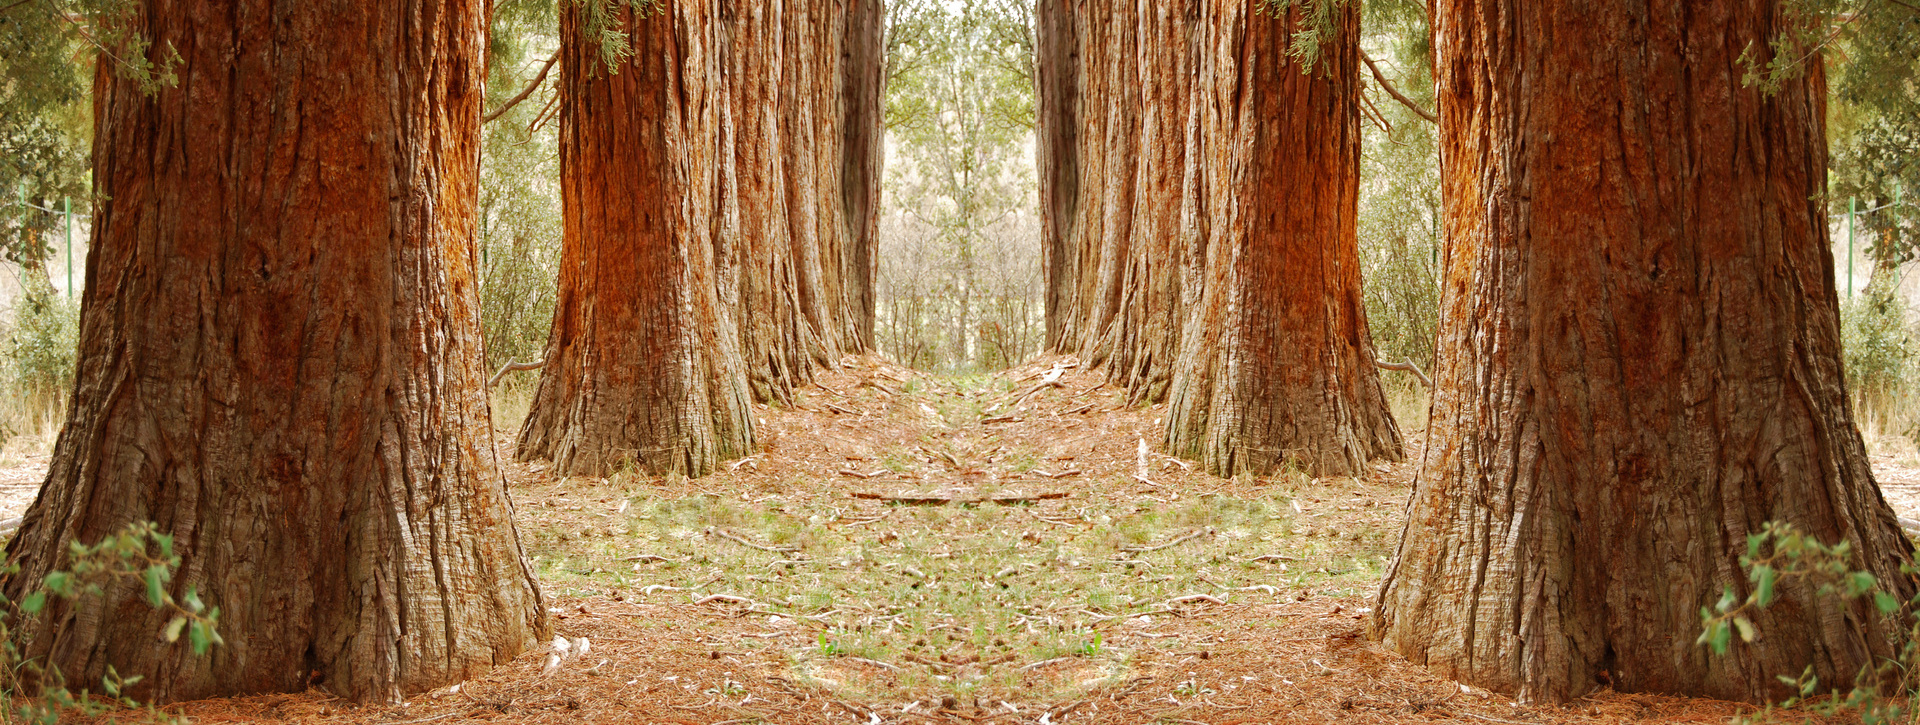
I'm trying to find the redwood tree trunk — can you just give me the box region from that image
[518,0,756,478]
[1,0,547,703]
[1036,1,1401,476]
[520,1,883,475]
[1372,0,1916,703]
[1162,2,1402,477]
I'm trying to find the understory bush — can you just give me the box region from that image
[1838,277,1919,438]
[0,274,78,448]
[1700,521,1918,724]
[0,521,221,724]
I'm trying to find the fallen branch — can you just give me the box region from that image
[1159,593,1229,608]
[706,527,799,553]
[1244,554,1302,564]
[1374,359,1433,389]
[837,469,890,479]
[853,490,1068,506]
[1029,469,1083,479]
[823,401,859,415]
[981,414,1022,424]
[692,593,760,607]
[1061,401,1095,415]
[1121,527,1213,553]
[487,359,545,389]
[621,554,679,563]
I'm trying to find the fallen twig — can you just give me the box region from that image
[1159,593,1229,608]
[981,414,1022,424]
[621,554,678,563]
[1121,527,1214,553]
[824,402,859,415]
[692,593,760,607]
[1245,554,1302,564]
[1061,401,1096,415]
[1019,657,1072,671]
[1029,468,1083,479]
[706,527,799,553]
[837,469,890,479]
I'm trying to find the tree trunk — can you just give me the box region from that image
[1035,1,1401,476]
[520,0,883,475]
[518,0,756,478]
[1161,2,1402,477]
[1372,0,1917,704]
[1,0,547,703]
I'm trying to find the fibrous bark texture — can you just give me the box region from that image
[1036,1,1401,477]
[519,0,884,477]
[1372,0,1916,704]
[2,0,547,704]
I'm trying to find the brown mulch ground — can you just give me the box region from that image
[34,356,1873,724]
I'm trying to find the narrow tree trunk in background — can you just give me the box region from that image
[2,0,547,703]
[520,0,883,476]
[1372,0,1916,703]
[1036,1,1401,476]
[519,0,756,478]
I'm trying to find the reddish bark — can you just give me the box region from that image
[1036,1,1401,476]
[519,0,755,478]
[1372,0,1916,703]
[1,0,546,703]
[520,1,884,476]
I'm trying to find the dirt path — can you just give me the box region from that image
[33,357,1867,723]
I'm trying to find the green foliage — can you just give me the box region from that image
[1837,276,1917,432]
[0,521,221,724]
[479,1,563,377]
[568,0,663,75]
[880,0,1042,373]
[2,0,181,266]
[0,275,79,432]
[1254,0,1355,71]
[1829,4,1919,266]
[1699,521,1919,723]
[1357,3,1439,376]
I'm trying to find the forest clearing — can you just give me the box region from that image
[0,357,1855,724]
[2,0,1919,723]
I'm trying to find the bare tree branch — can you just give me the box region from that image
[1360,49,1438,124]
[484,52,559,124]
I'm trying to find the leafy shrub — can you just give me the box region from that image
[0,274,79,436]
[1700,521,1916,724]
[1838,277,1917,430]
[1,521,221,724]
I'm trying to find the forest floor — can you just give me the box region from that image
[11,356,1886,724]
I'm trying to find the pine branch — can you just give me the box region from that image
[1360,49,1437,124]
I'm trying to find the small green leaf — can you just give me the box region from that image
[1754,565,1778,607]
[183,586,203,614]
[1716,586,1738,613]
[43,571,70,597]
[164,616,187,643]
[189,621,210,655]
[20,591,45,614]
[1733,616,1757,642]
[143,565,167,607]
[1875,590,1900,614]
[1849,571,1877,598]
[1710,621,1731,654]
